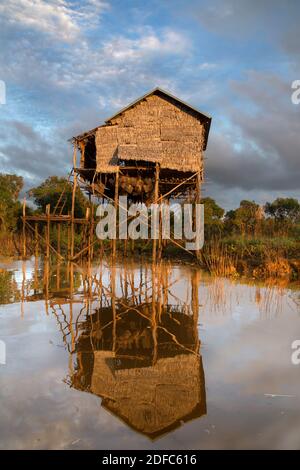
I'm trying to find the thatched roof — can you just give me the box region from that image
[105,87,212,150]
[73,87,211,150]
[74,87,212,174]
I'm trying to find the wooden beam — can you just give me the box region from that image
[22,197,26,258]
[45,203,50,259]
[112,170,119,260]
[152,162,160,263]
[71,146,77,258]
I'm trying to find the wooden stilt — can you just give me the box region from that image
[69,262,75,375]
[71,145,77,259]
[196,170,202,260]
[90,205,94,261]
[112,170,119,261]
[24,219,63,260]
[152,163,160,263]
[46,203,50,260]
[86,207,91,262]
[152,263,158,365]
[71,175,77,259]
[34,222,39,258]
[21,260,26,317]
[111,266,116,353]
[22,198,26,259]
[44,258,49,315]
[57,223,61,258]
[191,269,199,352]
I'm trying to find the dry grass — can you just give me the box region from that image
[253,249,291,279]
[201,239,238,277]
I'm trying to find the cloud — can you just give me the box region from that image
[102,28,190,61]
[0,0,109,42]
[0,0,299,209]
[187,0,300,60]
[0,120,70,189]
[205,71,300,200]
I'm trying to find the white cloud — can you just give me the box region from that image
[0,0,109,42]
[102,28,190,61]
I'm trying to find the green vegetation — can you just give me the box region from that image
[28,176,88,217]
[0,172,299,280]
[200,197,300,280]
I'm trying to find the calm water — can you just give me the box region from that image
[0,257,300,450]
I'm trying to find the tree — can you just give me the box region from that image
[0,173,23,231]
[28,176,88,218]
[201,197,225,237]
[225,200,262,236]
[265,198,300,223]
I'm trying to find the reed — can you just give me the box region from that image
[201,238,238,277]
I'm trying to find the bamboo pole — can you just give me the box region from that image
[24,220,64,259]
[57,223,61,258]
[196,170,202,260]
[191,270,199,352]
[152,263,158,365]
[22,197,26,258]
[21,260,26,317]
[87,207,91,262]
[90,205,94,261]
[111,266,116,353]
[44,258,49,315]
[67,220,71,259]
[45,203,50,259]
[71,145,77,259]
[69,262,75,376]
[34,222,39,258]
[157,170,199,203]
[152,163,160,263]
[112,170,119,261]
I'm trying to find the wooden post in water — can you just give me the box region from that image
[45,204,51,259]
[86,206,91,262]
[22,197,26,258]
[90,203,94,261]
[191,269,199,352]
[21,260,26,317]
[67,220,71,260]
[151,263,158,365]
[71,144,77,259]
[44,258,49,315]
[57,223,61,258]
[34,222,39,258]
[69,262,75,376]
[152,163,160,263]
[112,170,119,261]
[195,170,202,261]
[111,265,117,353]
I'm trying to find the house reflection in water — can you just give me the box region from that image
[67,265,207,439]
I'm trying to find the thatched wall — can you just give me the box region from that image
[95,126,119,173]
[90,352,206,438]
[95,93,205,173]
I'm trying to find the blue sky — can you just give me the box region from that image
[0,0,299,209]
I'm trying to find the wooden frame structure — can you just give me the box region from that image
[22,88,211,263]
[20,258,206,439]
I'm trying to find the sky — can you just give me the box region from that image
[0,0,299,210]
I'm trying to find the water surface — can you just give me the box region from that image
[0,258,299,449]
